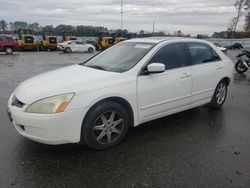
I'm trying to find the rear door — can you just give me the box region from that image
[186,43,225,104]
[74,41,86,52]
[137,43,192,120]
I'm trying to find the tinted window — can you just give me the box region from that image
[75,41,84,45]
[211,48,221,61]
[149,43,188,70]
[187,43,220,65]
[7,37,14,41]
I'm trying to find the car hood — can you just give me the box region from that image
[14,65,122,104]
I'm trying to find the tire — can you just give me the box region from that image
[209,80,228,109]
[88,47,94,53]
[64,47,72,53]
[5,47,13,55]
[82,101,129,150]
[235,59,248,74]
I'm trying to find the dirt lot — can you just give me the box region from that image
[0,50,250,187]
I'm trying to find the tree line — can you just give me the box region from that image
[0,20,130,37]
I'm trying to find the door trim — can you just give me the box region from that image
[140,94,191,110]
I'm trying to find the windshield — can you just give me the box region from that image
[83,42,154,73]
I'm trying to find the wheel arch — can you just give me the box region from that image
[4,45,13,50]
[83,96,134,127]
[221,77,231,86]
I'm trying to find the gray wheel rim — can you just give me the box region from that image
[237,62,246,71]
[92,111,124,144]
[216,83,226,105]
[6,48,12,54]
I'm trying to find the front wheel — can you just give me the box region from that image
[5,47,13,55]
[209,81,228,109]
[81,101,129,150]
[235,59,248,74]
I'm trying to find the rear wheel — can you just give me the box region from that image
[64,47,72,53]
[88,47,94,53]
[209,80,228,109]
[82,101,129,150]
[235,59,248,74]
[5,47,13,55]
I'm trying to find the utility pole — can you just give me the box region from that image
[153,21,155,36]
[121,1,123,32]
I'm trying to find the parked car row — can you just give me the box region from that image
[0,35,96,54]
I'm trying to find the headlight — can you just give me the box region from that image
[25,93,75,114]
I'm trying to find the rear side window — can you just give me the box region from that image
[187,43,220,65]
[7,37,14,41]
[149,43,189,70]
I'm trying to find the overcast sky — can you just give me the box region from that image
[0,0,243,35]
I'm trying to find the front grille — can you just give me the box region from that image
[11,96,25,108]
[24,36,34,44]
[49,37,57,44]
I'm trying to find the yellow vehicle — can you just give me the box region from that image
[63,36,77,41]
[41,36,58,51]
[18,34,38,51]
[114,37,126,45]
[96,36,114,51]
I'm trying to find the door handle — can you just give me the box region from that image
[180,72,191,78]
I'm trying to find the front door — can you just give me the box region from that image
[137,43,192,121]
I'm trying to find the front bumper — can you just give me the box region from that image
[7,96,85,145]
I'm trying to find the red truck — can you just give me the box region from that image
[0,35,18,54]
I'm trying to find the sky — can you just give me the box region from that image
[0,0,243,35]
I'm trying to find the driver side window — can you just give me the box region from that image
[148,43,189,70]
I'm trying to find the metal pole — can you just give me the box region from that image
[121,1,123,31]
[153,22,155,36]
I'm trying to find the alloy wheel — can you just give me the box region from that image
[216,83,226,105]
[92,111,124,144]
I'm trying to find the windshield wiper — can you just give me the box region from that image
[86,65,107,71]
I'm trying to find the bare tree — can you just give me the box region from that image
[244,12,250,31]
[233,0,248,34]
[244,0,250,31]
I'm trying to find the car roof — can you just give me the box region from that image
[125,37,209,44]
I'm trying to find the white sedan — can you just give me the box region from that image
[7,38,234,150]
[58,40,95,53]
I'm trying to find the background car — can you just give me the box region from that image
[58,40,95,53]
[0,35,18,54]
[224,42,243,50]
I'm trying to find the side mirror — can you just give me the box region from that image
[147,63,165,74]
